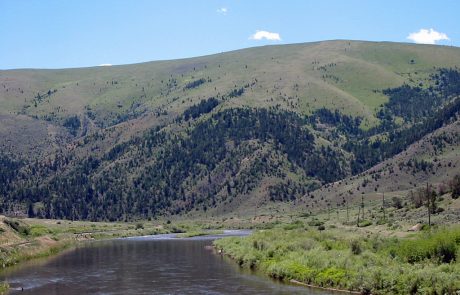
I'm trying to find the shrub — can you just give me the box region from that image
[376,219,387,225]
[29,225,51,237]
[3,219,30,236]
[283,220,304,230]
[0,281,9,294]
[308,219,324,226]
[316,267,347,287]
[358,220,372,227]
[392,196,403,209]
[350,240,362,255]
[450,174,460,199]
[396,228,460,263]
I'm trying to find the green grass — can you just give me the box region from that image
[29,225,52,237]
[0,239,73,269]
[392,228,460,264]
[214,226,460,294]
[3,41,460,127]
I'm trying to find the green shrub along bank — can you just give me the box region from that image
[213,227,460,294]
[0,282,8,295]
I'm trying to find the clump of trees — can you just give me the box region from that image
[184,78,206,90]
[227,87,244,98]
[407,174,460,225]
[450,174,460,199]
[346,68,460,174]
[63,115,81,136]
[182,97,219,121]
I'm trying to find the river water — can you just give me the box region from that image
[1,230,330,294]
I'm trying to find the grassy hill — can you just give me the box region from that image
[2,41,460,129]
[0,40,460,221]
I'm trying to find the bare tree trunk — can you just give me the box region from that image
[382,193,386,221]
[346,200,349,222]
[426,182,431,227]
[357,206,361,227]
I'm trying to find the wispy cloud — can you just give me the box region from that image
[407,28,449,44]
[98,64,112,67]
[216,7,227,15]
[249,30,281,41]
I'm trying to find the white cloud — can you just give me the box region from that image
[249,30,281,41]
[217,7,227,14]
[98,64,112,67]
[407,28,449,44]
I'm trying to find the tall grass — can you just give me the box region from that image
[0,282,8,294]
[0,240,73,269]
[392,227,460,264]
[214,226,460,294]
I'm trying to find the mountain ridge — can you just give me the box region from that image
[2,40,457,71]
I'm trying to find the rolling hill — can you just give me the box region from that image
[0,40,459,221]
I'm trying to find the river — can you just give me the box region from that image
[0,230,331,294]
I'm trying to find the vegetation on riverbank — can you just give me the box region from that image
[0,282,8,295]
[214,225,460,294]
[177,230,224,238]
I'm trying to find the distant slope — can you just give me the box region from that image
[2,41,460,134]
[310,117,460,209]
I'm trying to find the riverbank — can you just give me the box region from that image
[213,225,460,294]
[176,230,224,238]
[0,216,164,266]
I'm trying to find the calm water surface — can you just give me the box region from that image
[0,230,331,294]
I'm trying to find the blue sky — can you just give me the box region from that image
[1,0,458,69]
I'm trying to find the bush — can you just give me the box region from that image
[392,196,403,209]
[0,282,9,294]
[3,219,30,236]
[450,174,460,199]
[358,220,372,227]
[376,219,387,225]
[169,226,185,233]
[350,240,362,255]
[29,225,51,237]
[283,220,304,230]
[316,267,347,287]
[396,228,460,263]
[308,219,324,226]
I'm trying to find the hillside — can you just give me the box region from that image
[0,40,460,221]
[2,41,460,151]
[308,117,460,215]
